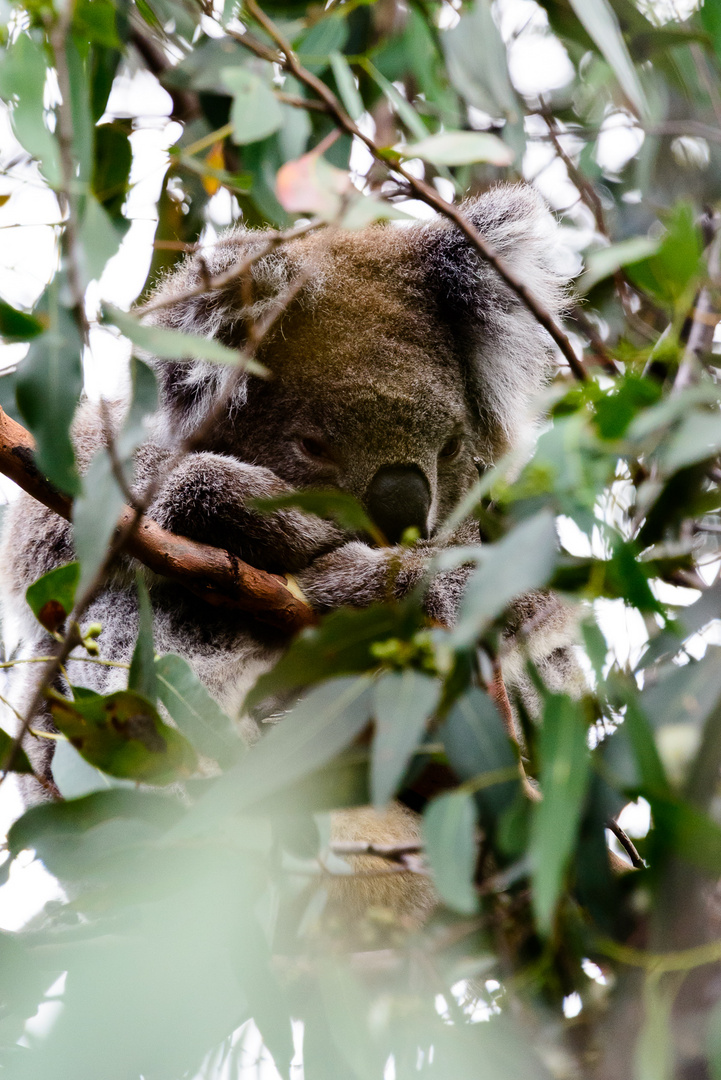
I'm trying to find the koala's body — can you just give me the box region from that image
[0,184,578,920]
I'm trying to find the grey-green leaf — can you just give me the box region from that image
[400,131,514,167]
[371,669,441,806]
[128,574,157,705]
[423,791,479,914]
[451,511,558,648]
[530,695,590,934]
[329,52,364,121]
[104,304,267,373]
[580,236,661,293]
[155,653,239,766]
[567,0,648,117]
[16,295,83,496]
[221,68,283,145]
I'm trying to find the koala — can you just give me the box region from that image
[0,183,578,920]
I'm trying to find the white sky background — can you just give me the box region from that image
[0,0,712,1067]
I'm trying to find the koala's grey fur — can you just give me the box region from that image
[0,184,580,916]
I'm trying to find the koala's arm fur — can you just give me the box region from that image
[296,531,476,627]
[140,446,343,575]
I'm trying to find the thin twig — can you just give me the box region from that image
[606,818,647,870]
[48,6,90,343]
[139,217,324,317]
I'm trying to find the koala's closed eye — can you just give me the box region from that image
[439,434,463,461]
[297,436,336,464]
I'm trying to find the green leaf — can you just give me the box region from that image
[579,236,661,293]
[658,412,721,474]
[0,727,33,774]
[362,59,428,140]
[221,68,283,145]
[567,0,648,117]
[16,291,83,496]
[422,791,479,914]
[245,602,419,712]
[530,694,590,934]
[451,511,558,648]
[73,0,121,47]
[66,33,94,185]
[79,196,122,285]
[128,575,157,705]
[296,16,348,75]
[171,677,373,838]
[329,51,364,121]
[52,738,134,798]
[0,33,61,185]
[0,300,44,342]
[92,123,132,220]
[104,304,267,373]
[25,562,80,633]
[442,0,518,121]
[49,687,198,785]
[371,669,441,805]
[626,202,702,307]
[399,131,514,167]
[251,489,381,542]
[653,796,721,877]
[155,653,239,766]
[440,688,519,818]
[74,360,156,598]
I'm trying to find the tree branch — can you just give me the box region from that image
[0,405,316,634]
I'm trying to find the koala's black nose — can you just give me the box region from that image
[365,464,431,544]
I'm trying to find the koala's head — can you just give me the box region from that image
[145,184,569,543]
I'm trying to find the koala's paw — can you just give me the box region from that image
[296,542,389,610]
[146,452,344,573]
[296,541,475,625]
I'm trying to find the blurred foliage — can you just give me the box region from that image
[2,0,721,1077]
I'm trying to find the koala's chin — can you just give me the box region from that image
[0,183,579,926]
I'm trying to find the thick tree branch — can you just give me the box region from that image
[0,405,316,634]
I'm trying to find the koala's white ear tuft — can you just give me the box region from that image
[461,184,571,320]
[420,183,573,456]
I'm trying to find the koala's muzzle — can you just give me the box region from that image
[365,464,431,544]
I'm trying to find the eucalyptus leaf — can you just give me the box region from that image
[399,131,514,167]
[530,695,590,934]
[567,0,648,116]
[0,727,33,774]
[371,669,441,805]
[25,562,80,633]
[128,575,157,705]
[580,236,661,293]
[0,301,44,342]
[442,0,518,120]
[329,51,364,122]
[221,68,283,145]
[422,791,479,914]
[452,512,558,648]
[16,294,83,496]
[251,489,379,540]
[155,653,239,766]
[104,305,267,373]
[0,33,60,184]
[49,687,198,785]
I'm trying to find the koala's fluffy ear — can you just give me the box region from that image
[141,229,294,438]
[420,184,572,457]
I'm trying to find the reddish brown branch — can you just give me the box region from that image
[0,406,316,634]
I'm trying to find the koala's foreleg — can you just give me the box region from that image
[144,452,343,574]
